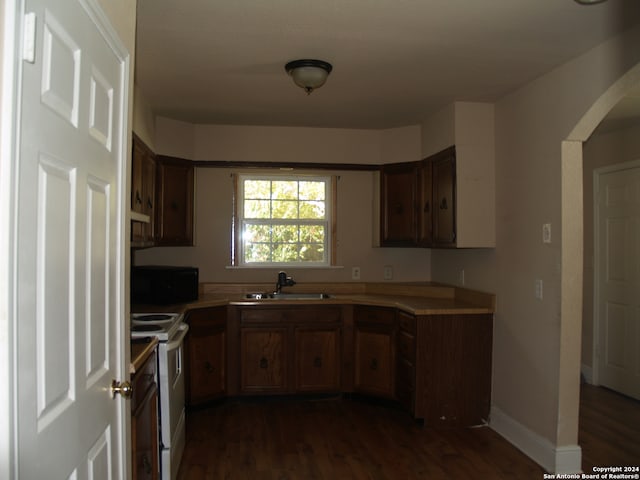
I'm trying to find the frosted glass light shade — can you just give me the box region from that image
[285,59,333,94]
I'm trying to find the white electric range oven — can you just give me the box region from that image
[131,313,189,480]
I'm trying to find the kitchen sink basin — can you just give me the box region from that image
[244,292,331,300]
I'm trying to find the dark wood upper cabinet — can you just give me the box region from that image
[155,156,194,246]
[380,146,456,248]
[131,135,156,247]
[380,161,420,246]
[431,147,456,247]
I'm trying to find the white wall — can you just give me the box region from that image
[431,23,640,473]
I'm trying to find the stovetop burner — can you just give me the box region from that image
[134,314,174,322]
[132,324,164,332]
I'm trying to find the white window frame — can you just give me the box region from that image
[233,173,336,267]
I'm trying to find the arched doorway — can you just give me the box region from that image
[558,61,640,466]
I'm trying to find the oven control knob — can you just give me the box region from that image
[111,379,133,399]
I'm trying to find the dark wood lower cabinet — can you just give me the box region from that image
[191,303,492,427]
[353,306,396,398]
[185,307,226,407]
[295,326,341,392]
[131,350,158,480]
[415,313,493,426]
[229,306,342,395]
[240,327,287,393]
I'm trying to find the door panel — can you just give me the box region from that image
[596,165,640,400]
[16,0,128,478]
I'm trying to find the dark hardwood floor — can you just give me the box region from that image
[579,384,640,472]
[177,385,639,479]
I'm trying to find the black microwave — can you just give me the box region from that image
[131,265,199,305]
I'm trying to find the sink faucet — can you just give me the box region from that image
[276,271,296,293]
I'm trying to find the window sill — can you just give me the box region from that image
[225,265,344,270]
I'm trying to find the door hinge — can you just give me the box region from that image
[23,12,36,64]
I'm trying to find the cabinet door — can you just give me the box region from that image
[131,136,156,245]
[131,351,158,480]
[417,160,433,246]
[141,151,156,240]
[295,327,340,392]
[354,326,394,397]
[432,152,456,246]
[240,327,287,393]
[380,162,419,246]
[395,311,417,413]
[155,157,194,246]
[185,307,226,406]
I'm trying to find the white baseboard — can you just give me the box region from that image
[489,406,582,474]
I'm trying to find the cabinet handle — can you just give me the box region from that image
[142,454,152,475]
[135,190,142,205]
[259,357,268,369]
[424,201,430,213]
[204,361,214,373]
[147,197,153,209]
[370,358,378,371]
[439,197,448,210]
[313,357,322,368]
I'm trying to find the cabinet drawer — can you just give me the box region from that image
[354,306,395,325]
[397,331,415,362]
[240,307,341,325]
[132,350,157,410]
[397,312,416,334]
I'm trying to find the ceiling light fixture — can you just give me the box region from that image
[285,59,333,95]
[573,0,608,4]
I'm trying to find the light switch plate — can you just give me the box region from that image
[543,223,551,244]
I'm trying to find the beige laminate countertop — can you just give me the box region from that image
[131,282,495,316]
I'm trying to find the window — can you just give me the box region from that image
[234,174,335,267]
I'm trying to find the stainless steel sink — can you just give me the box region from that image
[244,292,330,300]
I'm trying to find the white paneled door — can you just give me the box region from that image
[595,162,640,401]
[15,0,129,478]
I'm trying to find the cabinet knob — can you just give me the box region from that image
[423,201,430,213]
[204,361,214,373]
[439,198,448,210]
[259,357,268,369]
[147,197,153,209]
[135,191,142,205]
[313,357,322,368]
[142,454,152,475]
[370,358,378,371]
[393,203,403,214]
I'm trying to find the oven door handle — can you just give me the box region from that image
[165,323,189,351]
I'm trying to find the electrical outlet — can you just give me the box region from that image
[352,266,361,280]
[383,265,393,280]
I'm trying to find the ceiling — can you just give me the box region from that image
[134,0,640,131]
